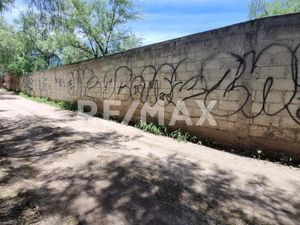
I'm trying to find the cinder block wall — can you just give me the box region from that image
[3,74,18,91]
[19,13,300,159]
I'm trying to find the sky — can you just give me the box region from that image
[4,0,249,46]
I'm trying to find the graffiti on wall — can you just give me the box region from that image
[28,43,300,124]
[23,74,35,95]
[183,43,300,124]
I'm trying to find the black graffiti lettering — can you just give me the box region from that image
[51,42,299,125]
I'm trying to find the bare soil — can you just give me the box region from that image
[0,89,299,225]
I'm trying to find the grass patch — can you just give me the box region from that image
[135,120,198,143]
[16,91,77,111]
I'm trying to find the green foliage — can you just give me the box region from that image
[28,0,63,14]
[0,0,141,74]
[135,121,168,136]
[248,0,300,19]
[1,0,63,14]
[0,15,52,76]
[0,0,14,13]
[57,100,77,111]
[0,17,30,76]
[135,120,194,142]
[0,18,18,71]
[248,0,267,19]
[254,148,263,160]
[19,10,61,67]
[60,46,91,65]
[169,129,192,142]
[17,92,77,111]
[59,0,141,60]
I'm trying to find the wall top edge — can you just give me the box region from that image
[25,12,300,74]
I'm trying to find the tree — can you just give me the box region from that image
[60,0,141,61]
[29,0,63,13]
[248,0,267,19]
[0,11,60,76]
[248,0,300,19]
[1,0,62,13]
[0,0,142,74]
[19,10,61,68]
[0,17,33,75]
[0,0,14,13]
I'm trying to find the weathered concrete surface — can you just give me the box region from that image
[0,89,300,225]
[1,74,18,91]
[18,13,300,159]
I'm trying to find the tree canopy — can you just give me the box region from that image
[249,0,300,19]
[0,0,141,76]
[1,0,62,13]
[61,0,140,60]
[0,0,14,13]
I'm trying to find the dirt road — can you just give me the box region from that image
[0,89,299,225]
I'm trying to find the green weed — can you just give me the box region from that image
[17,92,77,111]
[135,120,194,142]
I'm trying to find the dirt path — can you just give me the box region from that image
[0,89,299,225]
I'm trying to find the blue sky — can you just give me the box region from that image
[4,0,249,45]
[132,0,249,45]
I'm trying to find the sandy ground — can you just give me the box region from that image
[0,89,299,225]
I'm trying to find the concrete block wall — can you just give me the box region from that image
[2,74,19,91]
[19,13,300,159]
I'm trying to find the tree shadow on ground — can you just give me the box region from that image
[1,153,299,225]
[0,115,299,225]
[0,115,142,162]
[0,91,17,100]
